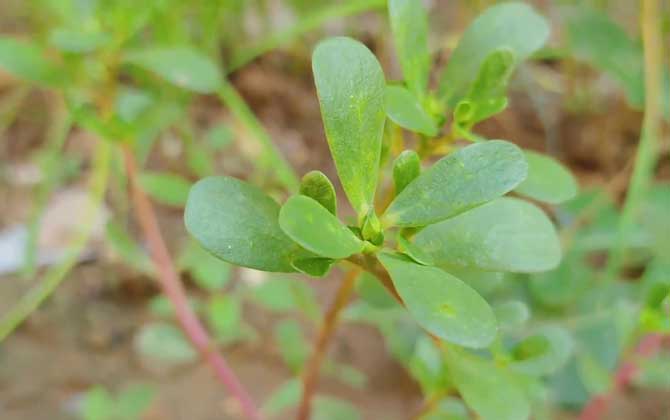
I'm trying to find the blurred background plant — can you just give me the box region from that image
[0,0,668,419]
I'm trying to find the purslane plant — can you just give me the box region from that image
[185,2,581,419]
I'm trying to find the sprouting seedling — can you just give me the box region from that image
[184,34,564,349]
[185,2,583,418]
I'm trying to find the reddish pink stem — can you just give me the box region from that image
[579,333,666,420]
[123,147,261,420]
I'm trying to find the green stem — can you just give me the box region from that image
[0,140,111,341]
[605,0,663,279]
[22,102,72,277]
[217,80,299,191]
[227,0,386,73]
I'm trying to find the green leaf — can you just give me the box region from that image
[378,253,497,348]
[116,384,155,419]
[510,326,574,376]
[279,195,363,259]
[251,278,319,320]
[185,176,307,272]
[388,0,431,97]
[48,28,110,53]
[0,37,63,86]
[514,150,578,204]
[82,386,115,420]
[355,271,398,309]
[262,379,303,417]
[123,47,222,94]
[493,301,530,330]
[397,235,434,266]
[207,295,243,344]
[312,37,386,217]
[445,350,530,420]
[179,241,231,291]
[454,48,515,128]
[313,396,361,420]
[134,322,197,366]
[291,257,334,277]
[299,170,337,215]
[385,85,438,136]
[565,7,644,107]
[383,140,527,227]
[392,150,421,195]
[438,2,549,107]
[138,171,191,207]
[415,197,561,272]
[105,221,153,274]
[275,319,308,372]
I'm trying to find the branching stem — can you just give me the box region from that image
[122,145,261,420]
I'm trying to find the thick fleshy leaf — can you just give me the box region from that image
[515,151,578,204]
[299,170,337,215]
[124,47,222,93]
[184,176,305,272]
[454,48,514,128]
[397,235,434,266]
[312,37,386,216]
[393,150,421,195]
[445,349,530,420]
[494,301,530,330]
[378,253,497,348]
[291,257,334,278]
[438,2,549,107]
[510,326,574,376]
[388,0,431,97]
[279,195,363,259]
[386,85,438,136]
[415,197,561,272]
[0,37,63,86]
[383,140,527,227]
[355,272,398,309]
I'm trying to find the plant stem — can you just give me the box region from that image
[228,0,386,73]
[23,98,72,277]
[217,81,299,191]
[605,0,663,279]
[578,333,666,420]
[121,145,261,420]
[296,268,360,420]
[0,140,111,341]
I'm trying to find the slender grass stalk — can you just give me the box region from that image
[605,0,664,279]
[217,80,299,191]
[122,145,261,420]
[0,140,111,341]
[228,0,386,73]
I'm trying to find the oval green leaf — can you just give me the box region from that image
[378,252,497,348]
[279,195,363,259]
[438,2,549,107]
[393,150,421,195]
[415,197,561,272]
[299,170,337,215]
[184,176,305,272]
[0,37,63,86]
[388,0,431,97]
[445,349,530,420]
[312,37,386,217]
[124,47,222,94]
[386,85,438,136]
[383,140,527,227]
[515,150,578,204]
